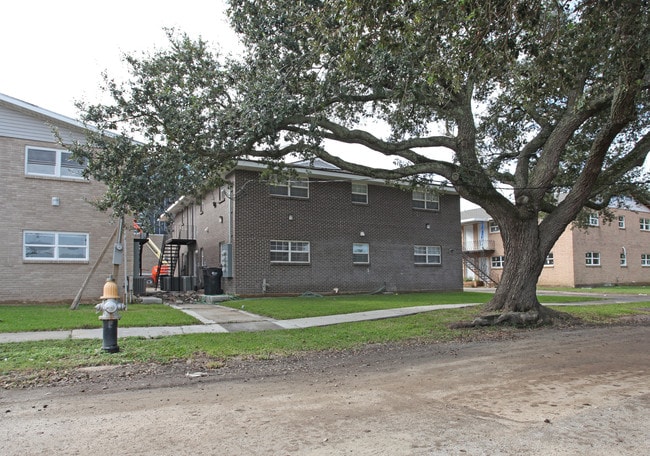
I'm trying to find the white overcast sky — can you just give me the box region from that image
[1,0,238,118]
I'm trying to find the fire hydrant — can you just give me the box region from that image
[95,276,126,353]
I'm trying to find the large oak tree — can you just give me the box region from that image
[75,0,650,323]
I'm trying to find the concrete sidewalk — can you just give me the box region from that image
[0,302,476,343]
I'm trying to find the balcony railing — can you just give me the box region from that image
[170,224,197,240]
[462,240,495,253]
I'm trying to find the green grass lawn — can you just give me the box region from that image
[0,305,489,373]
[0,292,592,333]
[548,302,650,322]
[1,292,647,382]
[222,291,592,319]
[0,303,199,333]
[539,285,650,294]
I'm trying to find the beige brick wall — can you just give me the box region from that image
[538,228,576,286]
[463,208,650,288]
[570,212,650,286]
[0,136,119,303]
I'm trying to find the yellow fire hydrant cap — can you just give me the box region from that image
[100,276,120,300]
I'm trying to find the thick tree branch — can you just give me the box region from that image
[514,122,554,195]
[282,116,456,165]
[307,148,457,182]
[318,118,457,154]
[591,131,650,194]
[529,94,612,191]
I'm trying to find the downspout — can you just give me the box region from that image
[228,187,233,244]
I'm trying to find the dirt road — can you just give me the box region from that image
[1,325,648,455]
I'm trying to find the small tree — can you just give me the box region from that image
[74,1,650,323]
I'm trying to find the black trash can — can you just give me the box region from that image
[203,267,223,295]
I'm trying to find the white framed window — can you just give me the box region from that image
[588,213,599,226]
[618,216,626,229]
[353,243,370,264]
[640,218,650,231]
[585,252,600,266]
[491,256,505,268]
[545,252,554,266]
[414,245,441,264]
[25,146,86,179]
[351,183,368,204]
[23,231,89,261]
[489,221,500,233]
[270,240,310,263]
[412,190,439,211]
[269,179,309,198]
[620,252,627,267]
[642,254,650,267]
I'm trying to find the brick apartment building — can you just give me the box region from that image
[0,93,119,303]
[461,205,650,287]
[160,159,463,296]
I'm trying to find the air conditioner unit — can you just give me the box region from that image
[181,276,195,292]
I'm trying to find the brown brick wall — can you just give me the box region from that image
[217,170,463,295]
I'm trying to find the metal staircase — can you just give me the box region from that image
[462,253,498,287]
[156,235,196,291]
[159,240,180,277]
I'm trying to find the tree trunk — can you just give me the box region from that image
[484,218,546,315]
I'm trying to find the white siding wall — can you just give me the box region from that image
[0,104,87,144]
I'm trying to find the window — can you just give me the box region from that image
[353,243,369,264]
[585,252,600,266]
[25,147,86,179]
[642,254,650,267]
[618,216,626,229]
[23,231,89,261]
[491,256,505,268]
[640,218,650,231]
[412,190,439,211]
[270,240,310,263]
[414,245,441,264]
[588,213,599,226]
[269,179,309,198]
[351,183,368,204]
[620,252,627,267]
[545,252,554,266]
[489,221,500,233]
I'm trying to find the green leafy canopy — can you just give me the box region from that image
[73,1,649,225]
